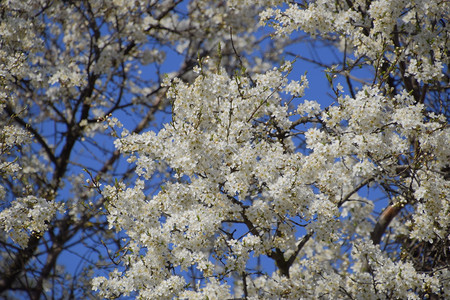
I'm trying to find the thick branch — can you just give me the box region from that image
[370,204,402,245]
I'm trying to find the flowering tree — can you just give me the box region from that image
[94,0,449,299]
[1,0,449,299]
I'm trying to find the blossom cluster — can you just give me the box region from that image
[261,0,448,83]
[96,53,449,298]
[0,111,65,248]
[0,196,64,248]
